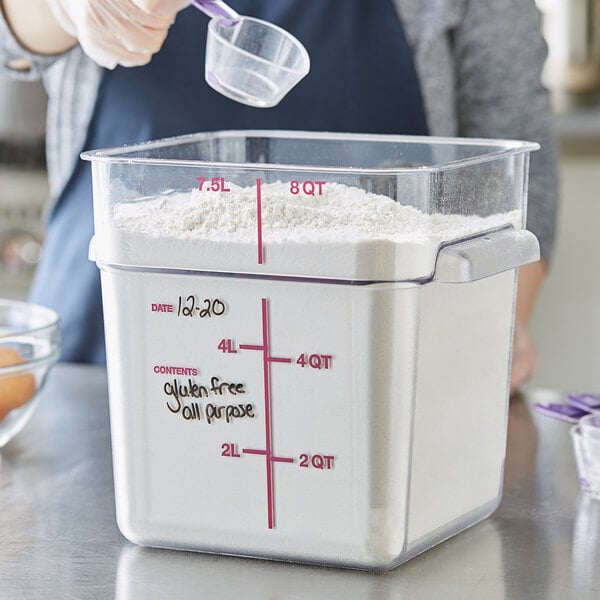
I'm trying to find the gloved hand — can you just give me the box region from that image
[47,0,188,69]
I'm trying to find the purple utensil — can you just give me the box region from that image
[188,0,240,27]
[565,393,600,413]
[533,402,591,424]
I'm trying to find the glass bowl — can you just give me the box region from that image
[0,299,60,448]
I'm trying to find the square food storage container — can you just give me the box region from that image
[84,131,540,571]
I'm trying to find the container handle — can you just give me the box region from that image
[433,227,540,283]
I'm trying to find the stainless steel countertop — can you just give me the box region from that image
[1,364,599,599]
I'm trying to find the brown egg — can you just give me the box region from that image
[0,347,36,422]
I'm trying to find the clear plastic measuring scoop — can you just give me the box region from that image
[188,0,311,107]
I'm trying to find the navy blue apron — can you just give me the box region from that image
[30,0,429,364]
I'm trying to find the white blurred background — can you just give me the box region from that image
[529,0,600,392]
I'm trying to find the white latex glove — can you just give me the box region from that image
[47,0,188,69]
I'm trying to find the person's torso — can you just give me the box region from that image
[89,0,429,147]
[33,0,430,364]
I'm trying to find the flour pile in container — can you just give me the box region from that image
[110,181,522,279]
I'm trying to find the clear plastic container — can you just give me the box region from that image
[83,131,540,570]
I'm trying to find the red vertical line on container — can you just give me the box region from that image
[256,178,264,264]
[262,297,274,528]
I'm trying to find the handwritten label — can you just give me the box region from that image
[162,376,254,425]
[164,376,245,400]
[177,295,226,318]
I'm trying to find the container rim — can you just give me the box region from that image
[0,299,60,339]
[80,130,540,174]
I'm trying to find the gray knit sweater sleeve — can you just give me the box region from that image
[397,0,559,263]
[453,0,559,263]
[0,16,101,198]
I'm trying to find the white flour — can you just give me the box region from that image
[108,182,522,280]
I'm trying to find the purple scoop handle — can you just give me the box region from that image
[565,393,600,412]
[188,0,240,26]
[533,402,590,424]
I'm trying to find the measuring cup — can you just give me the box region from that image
[189,0,311,107]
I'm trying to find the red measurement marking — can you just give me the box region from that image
[239,344,264,351]
[238,344,291,364]
[243,448,267,456]
[262,298,274,528]
[256,178,263,265]
[267,357,292,364]
[233,298,293,529]
[243,448,294,463]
